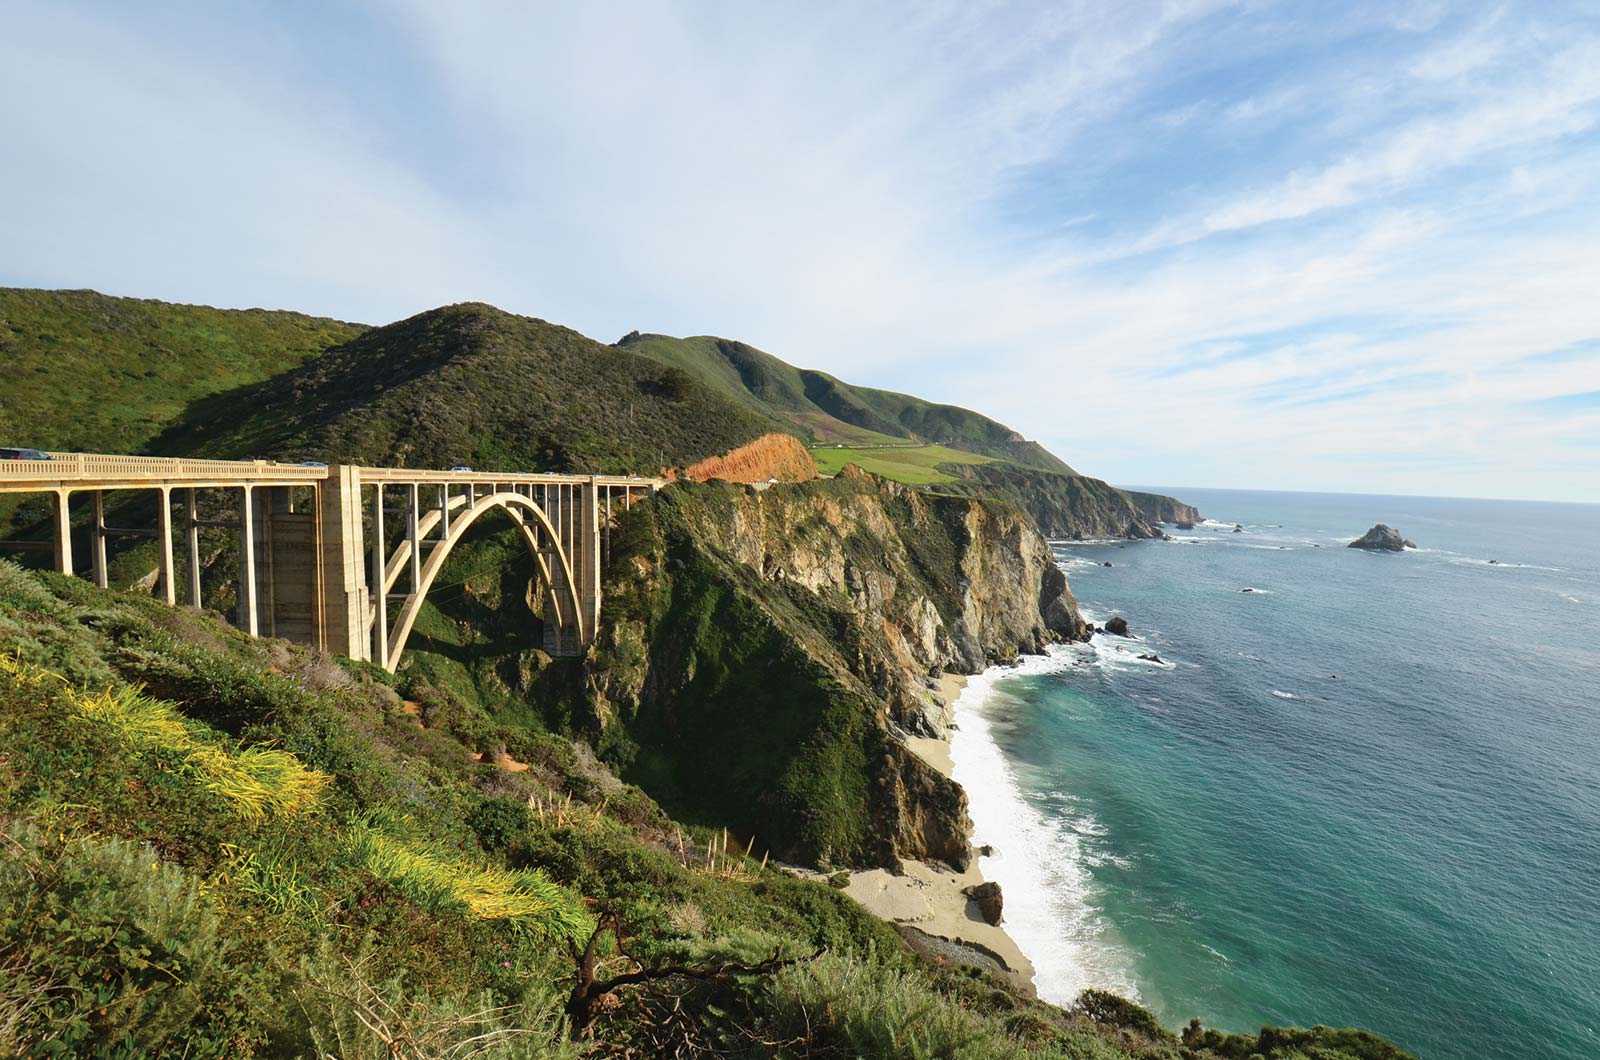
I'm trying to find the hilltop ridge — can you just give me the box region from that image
[615,331,1076,473]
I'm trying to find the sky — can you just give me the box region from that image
[3,1,1599,502]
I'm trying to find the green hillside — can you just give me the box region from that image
[154,304,781,473]
[0,288,364,455]
[615,332,1076,472]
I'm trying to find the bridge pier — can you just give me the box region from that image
[320,466,369,662]
[185,489,202,607]
[53,489,73,575]
[91,491,108,588]
[157,487,176,606]
[238,486,258,636]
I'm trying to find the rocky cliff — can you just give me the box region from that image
[587,468,1085,870]
[933,463,1199,540]
[1126,489,1203,527]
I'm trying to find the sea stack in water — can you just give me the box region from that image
[1104,616,1130,636]
[1347,524,1415,552]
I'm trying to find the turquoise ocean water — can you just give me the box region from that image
[948,488,1600,1060]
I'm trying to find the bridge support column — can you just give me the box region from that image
[53,489,73,574]
[371,483,388,667]
[157,486,176,606]
[238,486,259,637]
[577,478,601,650]
[185,489,202,607]
[91,491,108,588]
[315,466,369,661]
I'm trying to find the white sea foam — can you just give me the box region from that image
[950,654,1142,1004]
[1269,689,1300,700]
[1412,548,1564,572]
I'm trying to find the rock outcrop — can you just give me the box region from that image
[1125,490,1203,527]
[963,881,1004,925]
[1103,616,1130,637]
[931,462,1199,541]
[1348,524,1414,551]
[590,471,1087,871]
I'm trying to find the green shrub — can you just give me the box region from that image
[0,827,271,1059]
[469,795,532,852]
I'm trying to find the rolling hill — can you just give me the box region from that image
[0,288,364,455]
[152,303,783,474]
[615,332,1076,473]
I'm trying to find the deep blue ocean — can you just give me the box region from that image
[948,488,1600,1060]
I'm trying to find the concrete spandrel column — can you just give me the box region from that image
[407,482,421,594]
[371,482,388,667]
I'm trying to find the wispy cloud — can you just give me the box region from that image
[0,0,1597,500]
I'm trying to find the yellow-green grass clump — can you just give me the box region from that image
[352,824,592,940]
[0,653,328,821]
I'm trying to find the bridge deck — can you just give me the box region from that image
[0,453,659,493]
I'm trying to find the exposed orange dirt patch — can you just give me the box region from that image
[471,750,531,773]
[683,433,818,484]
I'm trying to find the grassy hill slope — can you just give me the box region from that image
[0,288,364,455]
[154,304,782,473]
[616,332,1076,473]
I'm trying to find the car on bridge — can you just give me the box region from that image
[448,465,473,472]
[0,447,51,461]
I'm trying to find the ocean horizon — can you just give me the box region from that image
[951,486,1600,1060]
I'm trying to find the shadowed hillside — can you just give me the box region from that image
[154,304,782,473]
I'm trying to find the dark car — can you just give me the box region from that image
[0,447,51,461]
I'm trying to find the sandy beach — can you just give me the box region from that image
[797,672,1038,992]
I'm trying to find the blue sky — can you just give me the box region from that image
[3,1,1598,502]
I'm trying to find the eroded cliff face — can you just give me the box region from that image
[1126,489,1203,527]
[587,468,1085,870]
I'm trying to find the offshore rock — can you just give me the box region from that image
[1104,616,1130,637]
[1348,524,1410,551]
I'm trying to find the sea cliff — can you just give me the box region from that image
[933,462,1201,539]
[587,468,1085,870]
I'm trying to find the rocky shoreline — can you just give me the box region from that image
[793,673,1039,994]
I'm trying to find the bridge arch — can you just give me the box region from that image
[380,491,583,672]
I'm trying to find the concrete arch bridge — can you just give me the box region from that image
[0,453,662,671]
